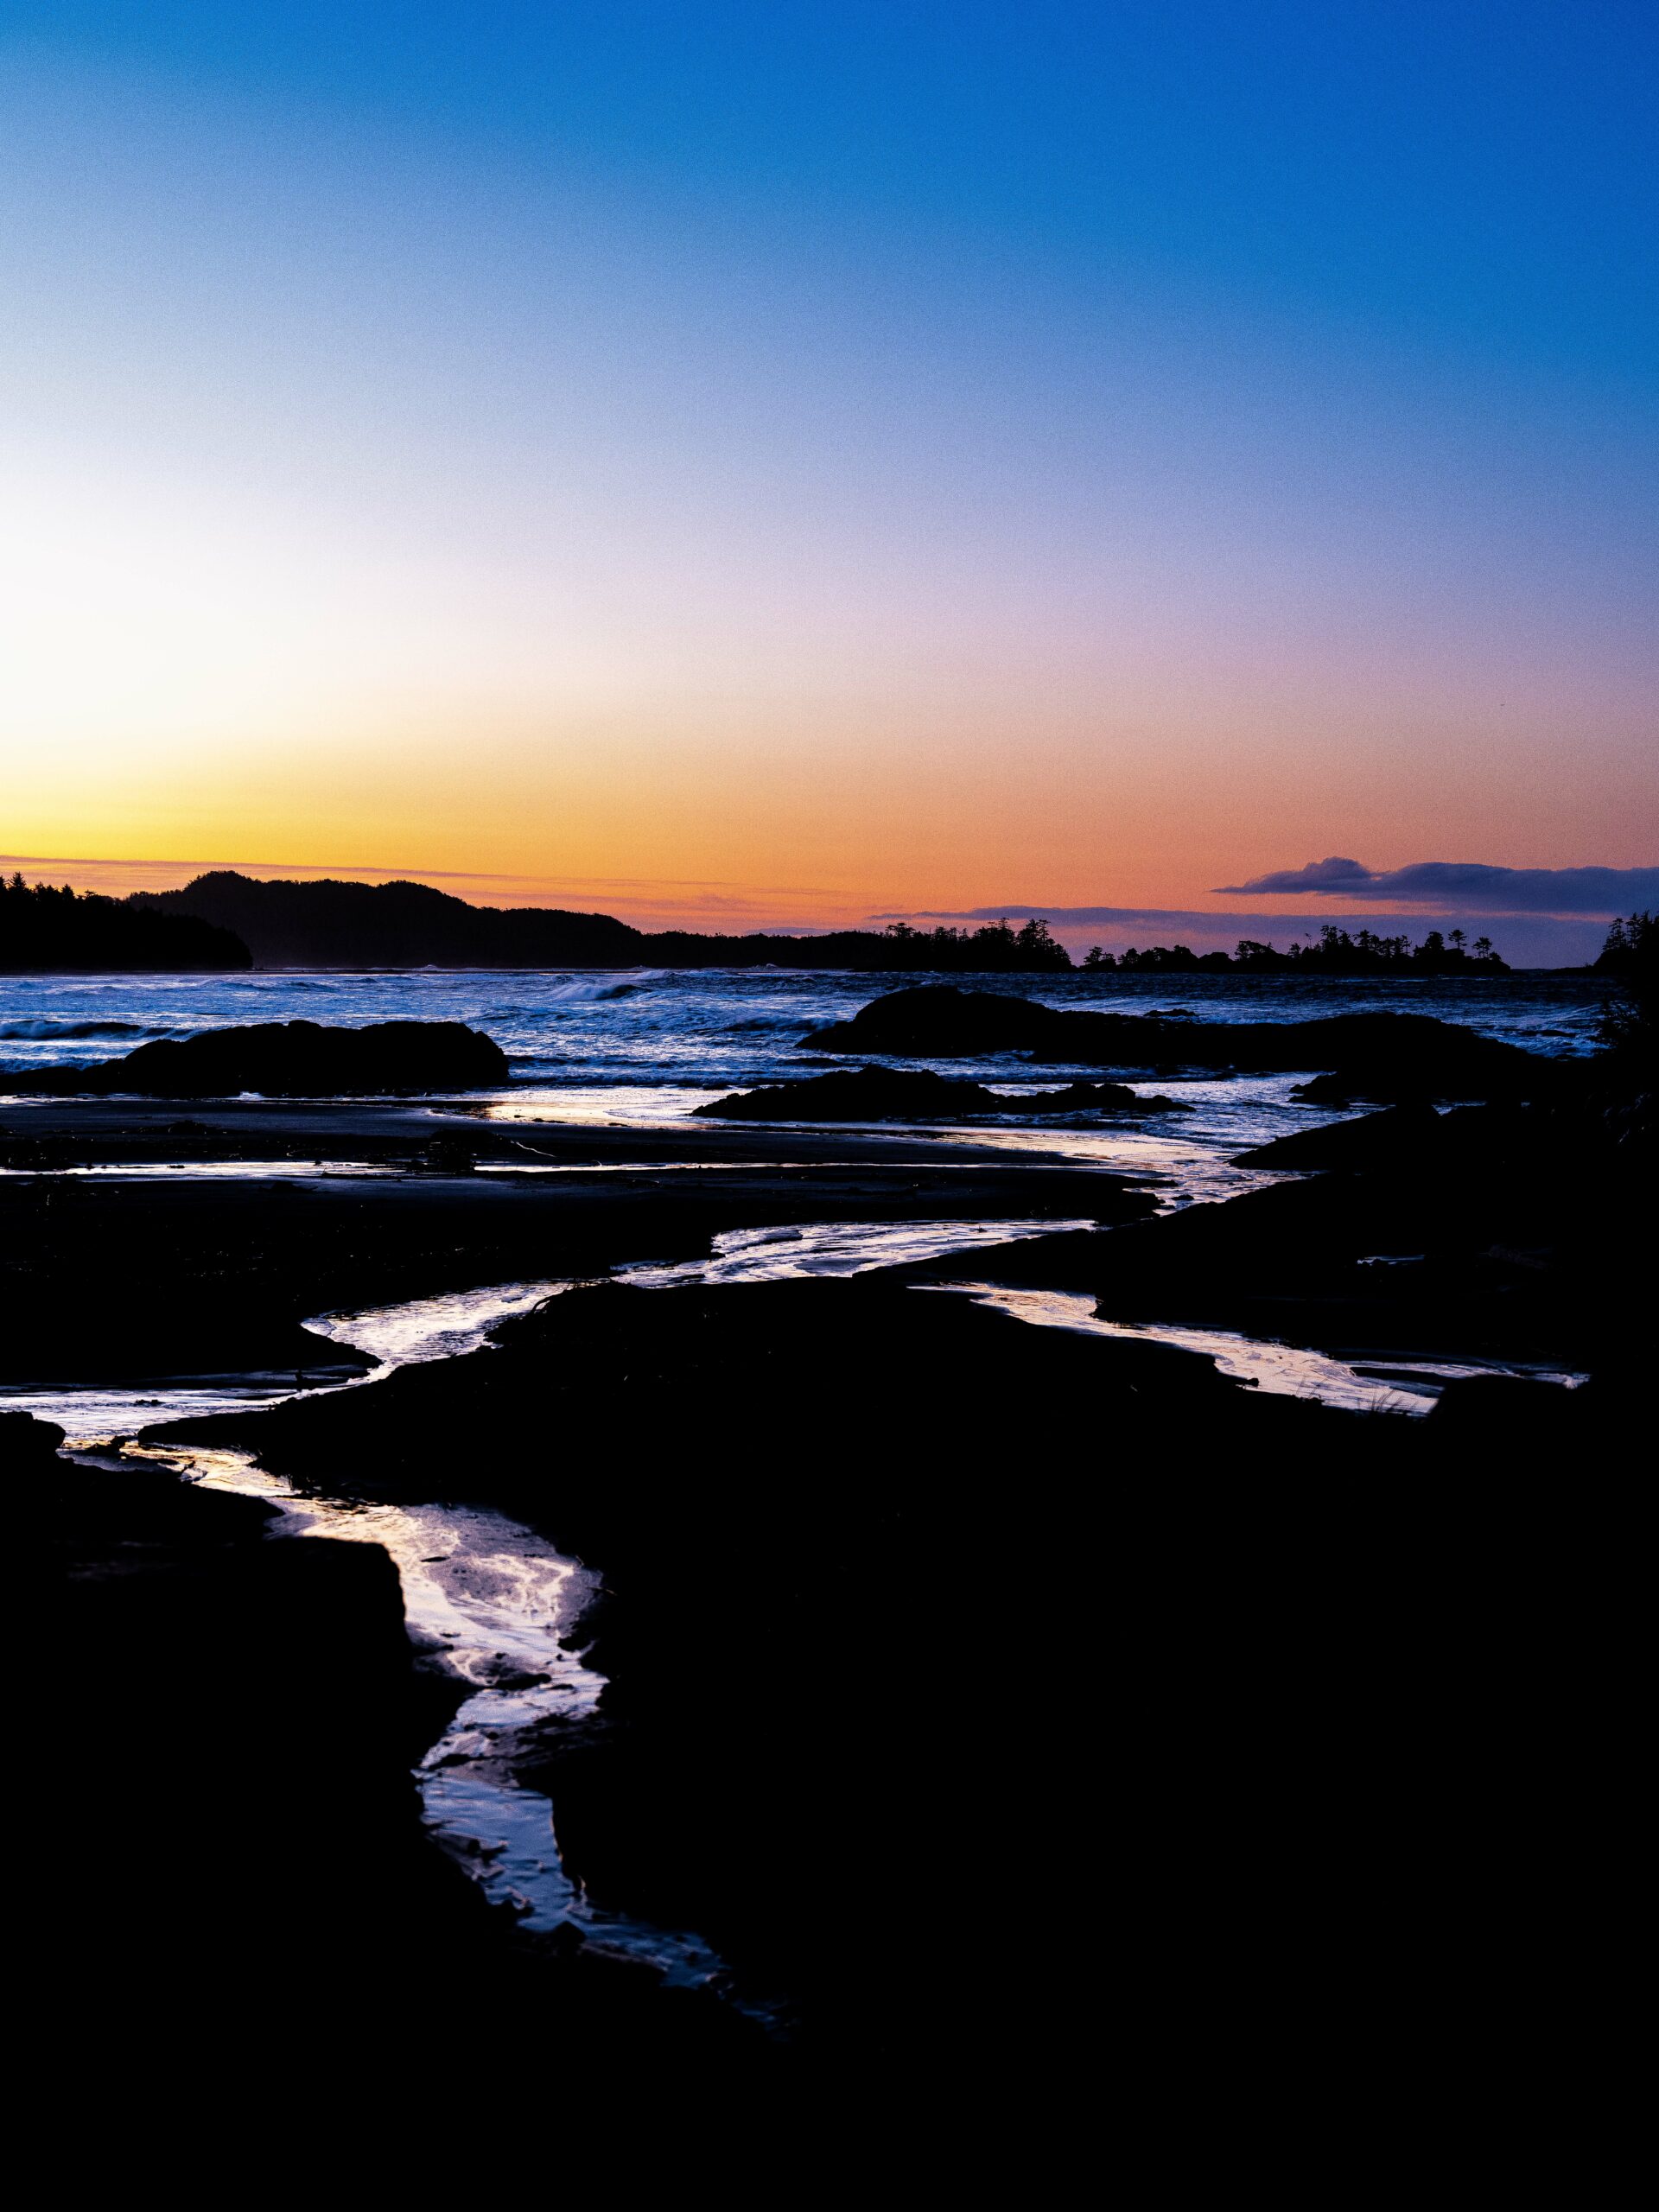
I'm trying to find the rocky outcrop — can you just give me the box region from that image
[893,1088,1634,1377]
[1231,1102,1447,1169]
[11,1019,511,1096]
[0,1409,65,1471]
[690,1065,1194,1120]
[802,986,1056,1057]
[1033,1081,1192,1114]
[692,1065,1008,1119]
[800,986,1553,1101]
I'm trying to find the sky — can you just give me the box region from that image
[2,2,1655,959]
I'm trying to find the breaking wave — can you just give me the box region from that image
[0,1020,165,1040]
[541,973,654,1004]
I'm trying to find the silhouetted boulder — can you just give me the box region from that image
[803,987,1056,1056]
[12,1020,510,1096]
[692,1066,1008,1120]
[0,1411,65,1471]
[802,986,1552,1100]
[1033,1082,1193,1114]
[1274,1020,1555,1104]
[690,1065,1197,1121]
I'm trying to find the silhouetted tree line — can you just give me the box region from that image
[655,918,1073,972]
[1079,925,1510,976]
[1,874,251,973]
[1595,913,1655,1072]
[1593,912,1654,976]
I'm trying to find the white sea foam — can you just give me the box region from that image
[540,970,658,1005]
[0,1018,160,1039]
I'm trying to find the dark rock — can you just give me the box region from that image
[801,986,1055,1057]
[1284,1030,1548,1104]
[692,1065,1006,1120]
[416,1135,480,1173]
[0,1409,64,1471]
[886,1088,1627,1373]
[801,988,1553,1102]
[1033,1082,1193,1114]
[693,1065,1196,1121]
[12,1019,511,1097]
[1425,1373,1583,1437]
[1233,1103,1444,1169]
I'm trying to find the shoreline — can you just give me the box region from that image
[20,982,1650,2090]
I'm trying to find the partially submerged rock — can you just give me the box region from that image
[1232,1102,1446,1169]
[11,1019,511,1096]
[0,1410,64,1471]
[801,987,1057,1057]
[692,1065,1003,1120]
[690,1065,1194,1121]
[800,985,1552,1102]
[1033,1081,1192,1114]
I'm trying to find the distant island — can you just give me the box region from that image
[1082,925,1512,976]
[1,868,1567,976]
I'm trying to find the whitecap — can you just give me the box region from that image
[0,1019,159,1039]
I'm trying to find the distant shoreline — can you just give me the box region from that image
[0,960,1608,979]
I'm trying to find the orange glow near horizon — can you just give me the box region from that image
[6,674,1654,935]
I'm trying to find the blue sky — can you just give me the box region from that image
[2,3,1654,954]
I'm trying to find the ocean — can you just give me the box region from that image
[0,961,1611,1091]
[3,964,1610,1209]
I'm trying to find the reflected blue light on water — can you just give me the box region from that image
[0,964,1611,1096]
